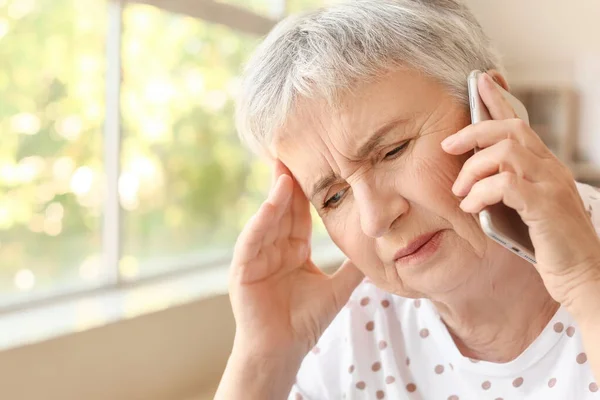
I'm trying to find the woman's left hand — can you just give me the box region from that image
[441,72,600,317]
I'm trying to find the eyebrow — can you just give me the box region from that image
[308,117,409,200]
[355,117,409,159]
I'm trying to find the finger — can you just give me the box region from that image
[271,161,311,241]
[452,139,543,197]
[273,162,312,241]
[479,73,517,120]
[442,119,549,158]
[290,176,312,241]
[330,258,364,308]
[271,159,287,188]
[264,173,296,245]
[234,175,293,263]
[459,171,537,216]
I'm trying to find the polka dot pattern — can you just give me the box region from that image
[291,262,600,400]
[512,377,524,388]
[553,322,564,333]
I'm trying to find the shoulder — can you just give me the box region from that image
[290,279,417,399]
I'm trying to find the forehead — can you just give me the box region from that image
[271,69,449,197]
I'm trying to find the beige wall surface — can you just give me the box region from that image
[0,295,235,400]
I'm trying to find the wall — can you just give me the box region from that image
[0,295,235,400]
[466,0,600,164]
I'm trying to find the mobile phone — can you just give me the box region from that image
[467,70,536,264]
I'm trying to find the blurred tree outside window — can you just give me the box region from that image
[0,0,107,305]
[0,0,331,307]
[120,5,264,279]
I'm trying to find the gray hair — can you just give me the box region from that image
[236,0,503,157]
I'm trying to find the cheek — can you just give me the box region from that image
[418,149,488,252]
[322,204,384,276]
[405,143,464,208]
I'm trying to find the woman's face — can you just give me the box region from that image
[273,68,493,298]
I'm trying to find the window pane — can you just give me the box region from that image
[0,0,106,305]
[121,4,267,279]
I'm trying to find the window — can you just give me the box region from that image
[0,0,107,306]
[120,4,265,279]
[0,0,332,310]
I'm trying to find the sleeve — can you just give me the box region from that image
[576,181,600,236]
[286,307,350,400]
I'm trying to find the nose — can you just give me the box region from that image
[353,178,409,238]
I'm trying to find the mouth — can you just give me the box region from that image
[393,230,444,265]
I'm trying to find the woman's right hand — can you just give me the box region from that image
[215,160,363,399]
[228,160,363,360]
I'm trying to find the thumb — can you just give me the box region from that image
[330,258,364,307]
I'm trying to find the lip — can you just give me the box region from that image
[393,231,443,263]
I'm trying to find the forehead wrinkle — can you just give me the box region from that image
[285,110,345,201]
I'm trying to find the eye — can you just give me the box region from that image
[383,142,409,160]
[323,187,349,209]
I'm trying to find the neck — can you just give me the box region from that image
[431,250,559,363]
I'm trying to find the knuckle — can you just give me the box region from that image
[471,178,485,194]
[500,171,518,189]
[462,154,476,171]
[512,118,529,132]
[499,139,518,157]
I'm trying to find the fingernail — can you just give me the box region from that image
[484,73,496,87]
[452,180,461,195]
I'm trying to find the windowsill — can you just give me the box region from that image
[0,242,344,351]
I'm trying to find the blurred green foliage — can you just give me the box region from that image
[0,0,106,299]
[0,0,329,303]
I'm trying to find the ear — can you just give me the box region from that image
[485,69,510,92]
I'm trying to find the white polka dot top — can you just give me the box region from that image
[289,183,600,400]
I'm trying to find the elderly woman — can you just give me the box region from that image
[215,1,600,399]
